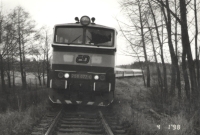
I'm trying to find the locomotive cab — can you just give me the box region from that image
[49,16,117,106]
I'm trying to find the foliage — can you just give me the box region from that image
[0,4,51,91]
[118,0,200,118]
[114,78,197,135]
[0,101,47,135]
[0,86,48,112]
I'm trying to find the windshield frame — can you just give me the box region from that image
[54,26,115,47]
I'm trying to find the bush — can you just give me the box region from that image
[114,78,197,135]
[0,87,48,112]
[147,84,197,135]
[0,101,47,135]
[156,113,196,135]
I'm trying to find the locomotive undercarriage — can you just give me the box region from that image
[49,79,114,106]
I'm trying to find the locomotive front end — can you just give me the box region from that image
[49,16,117,106]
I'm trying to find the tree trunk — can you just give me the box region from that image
[12,70,15,88]
[43,51,46,86]
[147,17,164,102]
[0,17,5,92]
[7,71,11,88]
[149,0,168,97]
[11,52,15,88]
[42,70,45,85]
[194,0,199,87]
[47,58,50,88]
[18,9,26,89]
[38,75,42,86]
[36,60,42,86]
[170,66,176,95]
[19,35,26,89]
[22,33,27,88]
[174,0,182,97]
[180,0,198,101]
[140,61,146,86]
[182,48,190,100]
[46,32,50,88]
[6,45,11,88]
[138,1,150,87]
[0,54,6,92]
[162,1,180,98]
[176,67,181,98]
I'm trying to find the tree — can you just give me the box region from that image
[0,6,6,92]
[12,6,37,89]
[33,26,51,87]
[194,0,199,88]
[148,0,168,100]
[152,0,199,103]
[161,0,181,98]
[119,0,151,87]
[44,30,51,88]
[119,0,200,102]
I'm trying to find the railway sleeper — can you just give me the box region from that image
[62,117,99,121]
[64,113,99,118]
[31,131,44,135]
[60,120,101,125]
[56,128,104,134]
[59,124,102,129]
[110,125,124,130]
[39,123,49,127]
[32,127,45,132]
[113,129,126,134]
[56,133,104,135]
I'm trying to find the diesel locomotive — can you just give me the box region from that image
[49,16,117,106]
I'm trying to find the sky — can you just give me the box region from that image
[1,0,135,66]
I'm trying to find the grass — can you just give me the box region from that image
[6,71,46,86]
[113,77,196,135]
[0,72,49,134]
[0,82,49,135]
[0,72,198,134]
[0,101,47,135]
[0,87,49,112]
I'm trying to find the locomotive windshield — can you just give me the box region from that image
[55,27,114,47]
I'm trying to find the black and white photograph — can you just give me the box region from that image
[0,0,200,135]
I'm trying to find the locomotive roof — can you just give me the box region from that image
[54,23,116,31]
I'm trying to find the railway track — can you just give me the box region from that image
[31,106,127,135]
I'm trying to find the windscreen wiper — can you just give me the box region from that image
[67,35,81,45]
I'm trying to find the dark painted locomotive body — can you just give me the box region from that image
[49,16,117,106]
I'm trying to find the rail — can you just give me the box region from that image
[45,109,63,135]
[34,108,127,135]
[99,111,114,135]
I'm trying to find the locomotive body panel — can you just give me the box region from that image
[52,50,115,68]
[49,16,116,106]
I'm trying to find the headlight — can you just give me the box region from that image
[94,75,99,80]
[100,75,105,81]
[80,16,90,26]
[64,73,70,78]
[58,72,64,78]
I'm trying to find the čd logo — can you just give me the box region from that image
[76,55,90,64]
